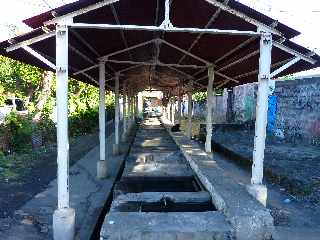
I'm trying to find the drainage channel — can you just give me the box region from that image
[95,117,225,239]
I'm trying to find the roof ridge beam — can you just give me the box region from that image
[204,0,283,36]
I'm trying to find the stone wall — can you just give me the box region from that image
[273,76,320,144]
[190,76,320,145]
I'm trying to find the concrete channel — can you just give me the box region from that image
[99,117,234,239]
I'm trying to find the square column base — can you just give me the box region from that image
[97,160,108,179]
[247,184,267,207]
[53,208,75,240]
[113,144,120,155]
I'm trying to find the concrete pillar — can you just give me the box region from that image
[53,24,75,240]
[138,92,143,118]
[177,87,182,125]
[122,83,127,142]
[97,61,108,179]
[171,100,175,124]
[247,31,272,207]
[187,90,193,139]
[113,74,120,155]
[135,95,139,118]
[205,66,214,153]
[127,91,132,129]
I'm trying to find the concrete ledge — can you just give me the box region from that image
[123,163,193,178]
[100,212,234,240]
[161,117,274,240]
[111,191,212,210]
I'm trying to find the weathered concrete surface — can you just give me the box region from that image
[101,212,234,240]
[0,125,135,240]
[203,123,320,204]
[162,117,274,240]
[101,117,233,239]
[123,162,193,177]
[111,191,212,209]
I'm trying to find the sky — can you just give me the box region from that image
[0,0,319,76]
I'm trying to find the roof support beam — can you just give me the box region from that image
[106,59,207,69]
[69,23,261,36]
[22,46,56,70]
[217,49,259,72]
[234,57,295,80]
[273,41,316,64]
[44,0,119,26]
[73,64,99,76]
[99,39,156,61]
[6,31,56,52]
[270,57,300,78]
[204,0,282,36]
[215,36,257,64]
[177,0,229,64]
[160,39,210,66]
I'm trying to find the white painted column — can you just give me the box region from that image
[97,61,108,179]
[127,91,132,128]
[187,89,193,139]
[122,83,127,141]
[135,95,139,118]
[113,73,120,155]
[177,87,182,125]
[171,100,175,124]
[205,66,215,153]
[247,31,272,207]
[53,24,75,240]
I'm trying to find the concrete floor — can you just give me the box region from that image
[101,117,234,239]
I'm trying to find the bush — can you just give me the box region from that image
[4,112,33,153]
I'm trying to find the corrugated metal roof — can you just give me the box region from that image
[1,0,319,92]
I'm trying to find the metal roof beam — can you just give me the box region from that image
[6,31,56,52]
[177,0,229,65]
[160,39,210,66]
[69,23,261,36]
[44,0,119,26]
[106,59,206,69]
[22,46,56,70]
[273,41,316,64]
[217,49,259,72]
[99,39,156,61]
[204,0,283,36]
[270,57,300,78]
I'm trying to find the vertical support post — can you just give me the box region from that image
[187,82,193,139]
[122,82,127,141]
[171,99,175,124]
[177,86,182,125]
[53,24,75,240]
[135,95,139,119]
[97,61,108,178]
[205,66,214,153]
[113,73,120,155]
[247,31,272,207]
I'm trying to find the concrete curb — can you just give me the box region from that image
[160,117,274,240]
